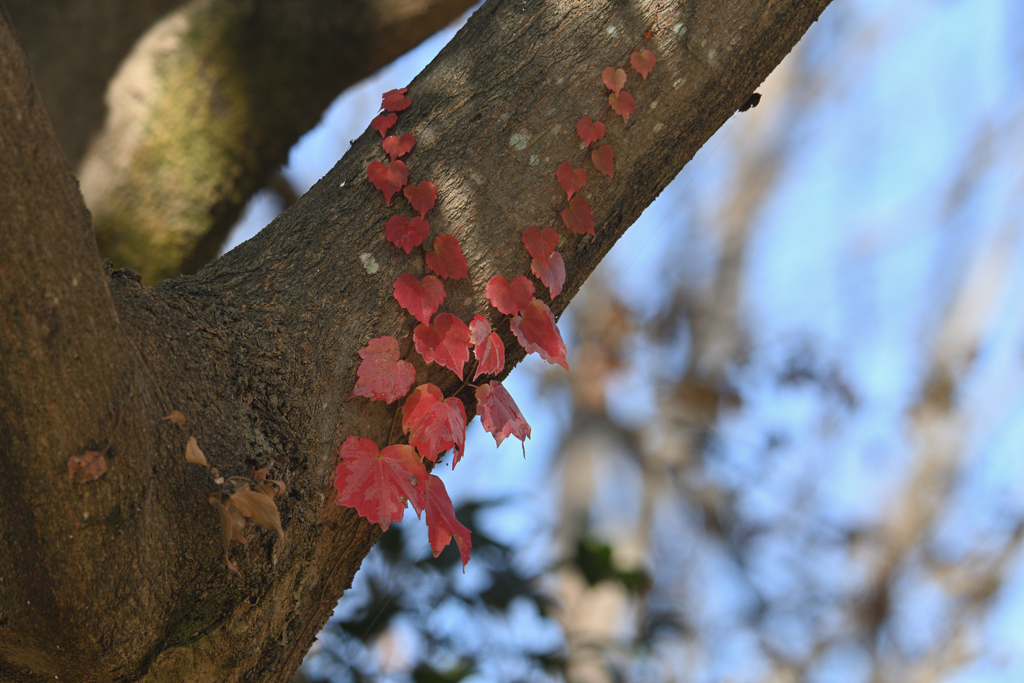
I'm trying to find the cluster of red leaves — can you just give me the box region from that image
[337,41,656,569]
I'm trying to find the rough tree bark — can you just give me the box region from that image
[0,0,832,681]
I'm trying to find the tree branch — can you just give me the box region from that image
[73,0,478,284]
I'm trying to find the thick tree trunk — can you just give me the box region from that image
[0,0,832,681]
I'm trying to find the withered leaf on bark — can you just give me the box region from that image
[162,410,186,425]
[209,493,243,574]
[184,436,208,467]
[230,490,285,541]
[68,450,107,483]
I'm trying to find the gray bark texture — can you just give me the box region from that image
[0,0,832,680]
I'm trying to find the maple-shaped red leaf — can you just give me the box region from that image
[425,234,468,280]
[592,144,614,178]
[531,251,566,299]
[385,215,430,254]
[383,134,415,162]
[522,225,559,261]
[576,116,606,147]
[476,380,531,448]
[485,275,535,316]
[468,315,505,380]
[413,313,472,380]
[352,336,416,404]
[403,181,437,216]
[609,90,635,123]
[334,436,427,530]
[367,159,408,206]
[371,113,398,137]
[394,273,445,325]
[511,298,569,370]
[556,162,587,201]
[424,474,471,568]
[631,49,657,79]
[402,383,467,464]
[561,196,594,236]
[602,67,627,94]
[381,87,411,112]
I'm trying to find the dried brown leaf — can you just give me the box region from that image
[209,494,240,574]
[257,479,286,497]
[163,409,186,425]
[68,450,107,483]
[252,467,269,483]
[230,490,284,540]
[185,436,208,467]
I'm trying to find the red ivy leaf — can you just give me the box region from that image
[469,315,505,380]
[334,437,427,530]
[425,234,468,279]
[371,113,398,137]
[630,49,657,79]
[385,215,430,254]
[382,134,415,162]
[609,90,635,123]
[424,474,471,568]
[531,251,566,299]
[394,273,445,325]
[592,144,614,178]
[381,87,411,112]
[403,181,437,216]
[367,159,408,206]
[556,162,588,201]
[576,116,606,147]
[485,275,535,316]
[522,226,559,261]
[476,380,531,448]
[413,313,472,379]
[511,298,569,370]
[561,196,594,235]
[602,67,627,95]
[402,383,467,464]
[352,336,415,404]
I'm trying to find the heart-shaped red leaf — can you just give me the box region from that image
[385,215,430,253]
[424,475,471,568]
[402,383,467,464]
[511,298,569,370]
[556,162,587,201]
[381,87,411,112]
[413,313,472,379]
[522,226,559,261]
[576,116,606,147]
[334,436,427,530]
[609,90,635,123]
[468,315,505,380]
[592,144,614,178]
[403,181,437,216]
[561,196,594,235]
[382,134,415,162]
[485,275,535,316]
[352,336,416,404]
[367,159,408,206]
[475,380,531,448]
[531,251,566,299]
[630,49,657,79]
[371,113,398,137]
[425,234,468,279]
[393,273,445,325]
[602,67,627,94]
